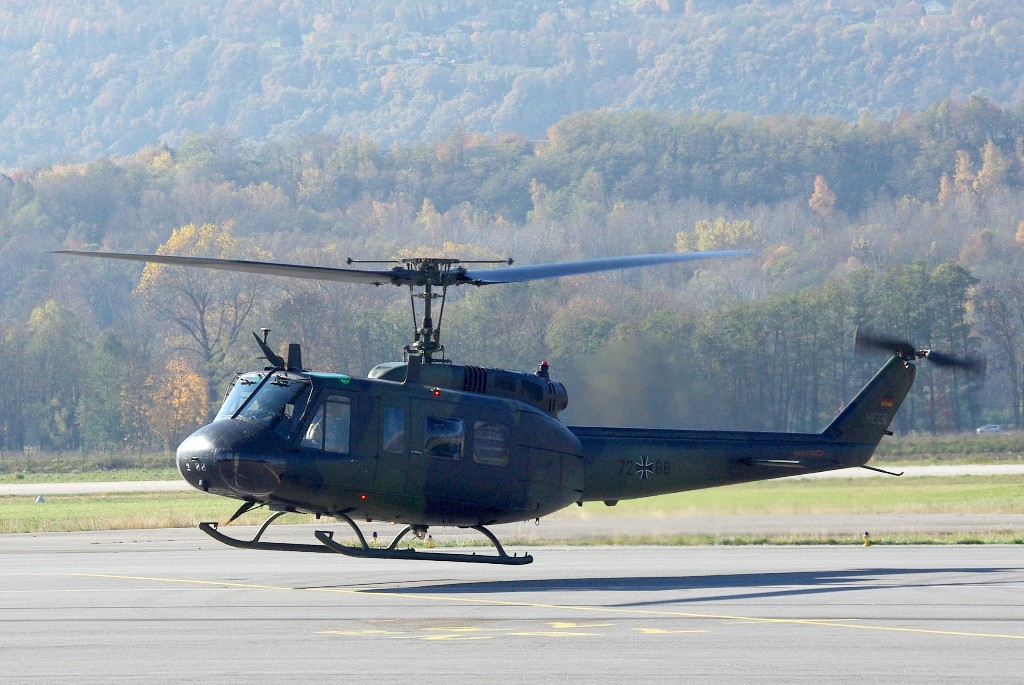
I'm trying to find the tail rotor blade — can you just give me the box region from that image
[925,350,986,376]
[856,328,986,377]
[854,328,916,358]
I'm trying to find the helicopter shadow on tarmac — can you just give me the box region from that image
[354,566,1022,608]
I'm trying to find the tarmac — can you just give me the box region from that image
[2,528,1023,684]
[3,464,1023,682]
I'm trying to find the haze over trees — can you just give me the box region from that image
[4,2,1024,453]
[3,1,1024,166]
[2,99,1024,451]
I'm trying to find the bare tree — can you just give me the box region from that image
[975,277,1024,427]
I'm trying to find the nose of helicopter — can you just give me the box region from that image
[176,420,287,500]
[176,421,229,493]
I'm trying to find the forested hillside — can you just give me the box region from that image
[2,0,1024,166]
[4,101,1024,453]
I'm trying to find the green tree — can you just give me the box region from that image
[544,311,615,360]
[26,300,87,450]
[0,328,31,450]
[77,331,130,451]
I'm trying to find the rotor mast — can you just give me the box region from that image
[346,256,514,364]
[405,258,454,363]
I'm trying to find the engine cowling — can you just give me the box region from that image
[368,361,569,417]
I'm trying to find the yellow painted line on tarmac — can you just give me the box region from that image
[635,628,707,634]
[77,573,1024,642]
[508,631,600,637]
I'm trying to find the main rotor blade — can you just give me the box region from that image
[461,250,754,284]
[55,249,752,287]
[54,251,409,286]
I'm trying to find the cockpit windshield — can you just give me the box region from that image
[215,373,264,421]
[227,372,312,439]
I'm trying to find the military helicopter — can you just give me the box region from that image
[56,249,982,565]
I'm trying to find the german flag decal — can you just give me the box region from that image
[880,396,895,408]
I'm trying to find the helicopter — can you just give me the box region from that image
[55,249,983,565]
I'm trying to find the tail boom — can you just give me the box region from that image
[571,356,916,503]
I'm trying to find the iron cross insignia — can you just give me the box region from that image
[636,455,653,479]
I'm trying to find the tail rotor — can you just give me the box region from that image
[854,328,985,376]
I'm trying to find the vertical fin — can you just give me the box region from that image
[823,356,916,445]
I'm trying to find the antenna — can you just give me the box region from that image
[253,330,285,369]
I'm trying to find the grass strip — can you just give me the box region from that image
[499,532,1024,546]
[0,492,266,534]
[3,475,1023,538]
[0,467,179,484]
[564,474,1024,517]
[873,432,1024,461]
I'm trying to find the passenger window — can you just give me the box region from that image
[473,422,509,466]
[301,396,351,453]
[382,407,405,454]
[424,416,464,459]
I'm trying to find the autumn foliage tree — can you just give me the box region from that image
[808,175,837,219]
[676,218,758,252]
[146,357,209,451]
[133,222,265,416]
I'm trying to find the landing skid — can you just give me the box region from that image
[198,511,533,565]
[199,512,334,553]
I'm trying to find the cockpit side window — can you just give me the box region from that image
[301,395,352,454]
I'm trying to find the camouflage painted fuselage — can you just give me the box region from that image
[177,356,916,527]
